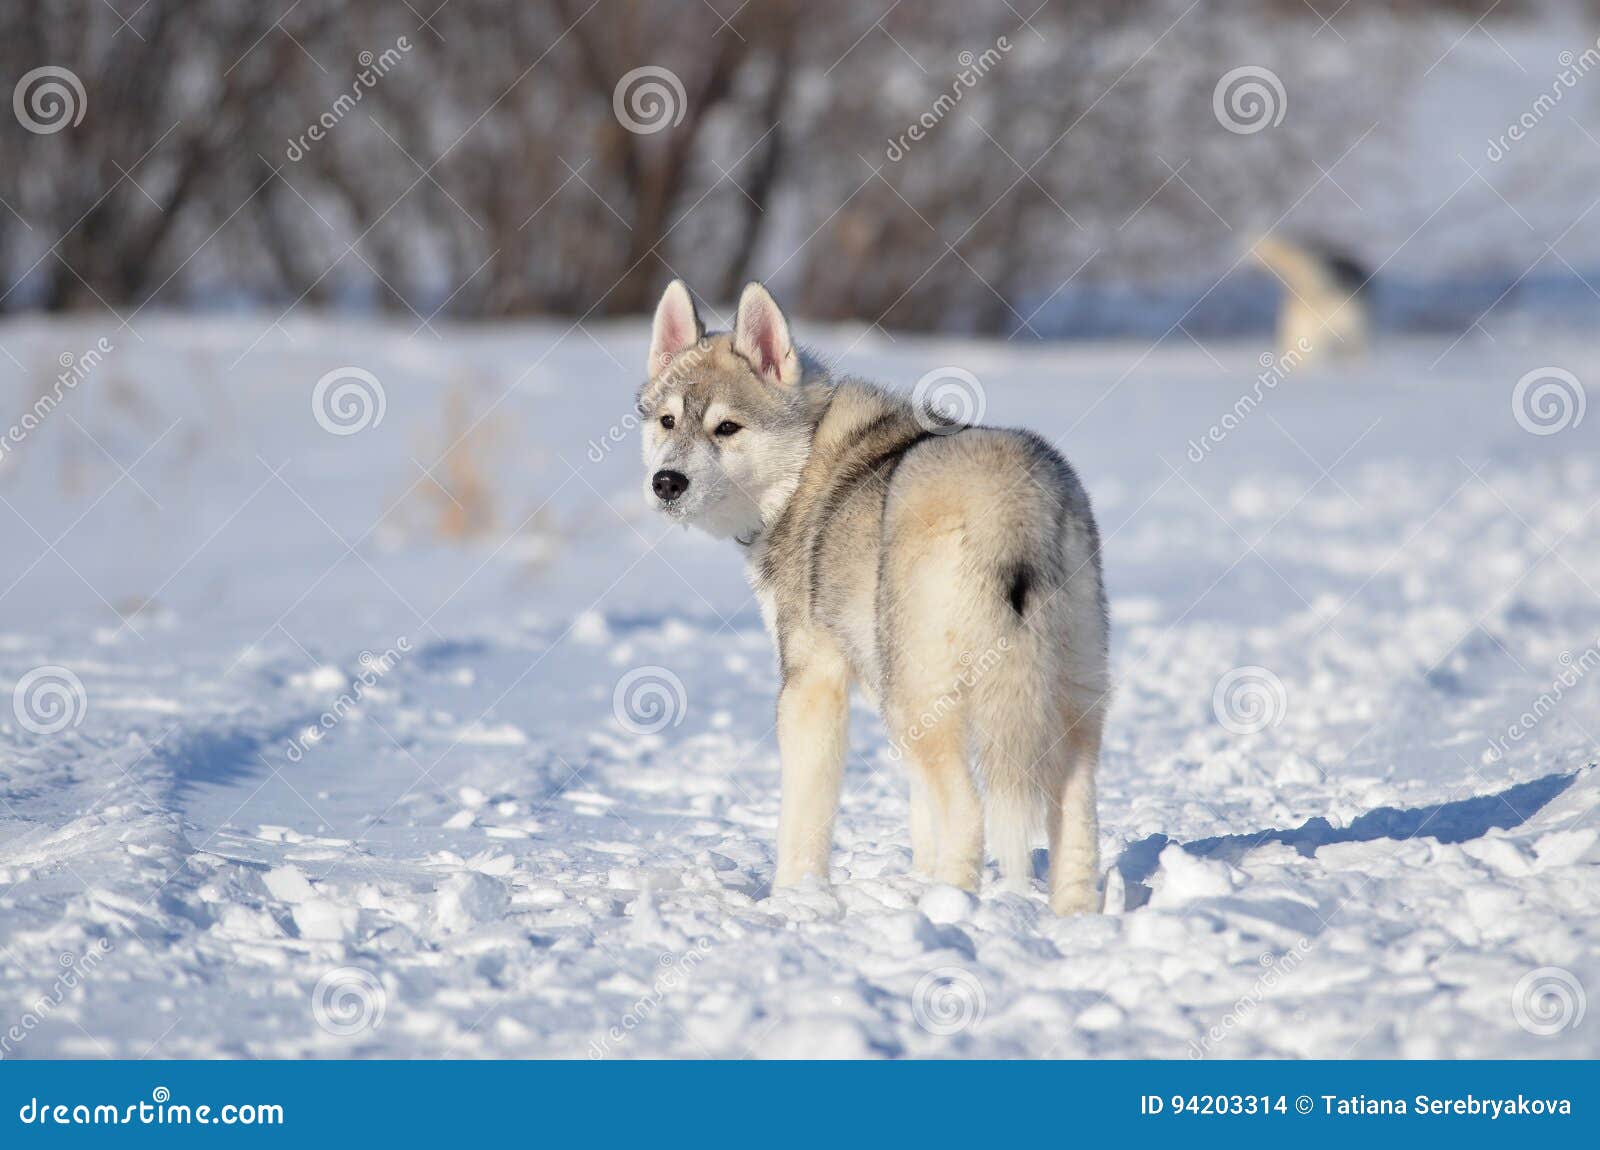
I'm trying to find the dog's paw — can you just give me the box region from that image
[762,875,843,922]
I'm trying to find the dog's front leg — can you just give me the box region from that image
[773,639,850,887]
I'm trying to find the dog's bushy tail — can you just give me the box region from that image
[962,483,1070,889]
[961,435,1108,891]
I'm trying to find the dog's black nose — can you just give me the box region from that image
[652,469,689,502]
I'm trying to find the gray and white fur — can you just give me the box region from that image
[638,280,1109,914]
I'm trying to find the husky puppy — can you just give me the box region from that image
[637,281,1109,913]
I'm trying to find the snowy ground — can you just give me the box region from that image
[0,312,1596,1059]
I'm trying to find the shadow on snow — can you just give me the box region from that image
[1114,770,1579,911]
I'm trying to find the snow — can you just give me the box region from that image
[0,312,1596,1059]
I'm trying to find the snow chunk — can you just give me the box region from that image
[918,884,977,924]
[291,899,356,940]
[432,872,510,935]
[1146,845,1239,907]
[262,866,317,904]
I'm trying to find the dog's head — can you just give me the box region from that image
[636,281,814,542]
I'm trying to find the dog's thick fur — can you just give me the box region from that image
[637,281,1109,914]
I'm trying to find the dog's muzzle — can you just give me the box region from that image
[652,469,689,503]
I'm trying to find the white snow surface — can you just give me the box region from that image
[0,313,1597,1059]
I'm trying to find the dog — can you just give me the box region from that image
[1251,235,1371,363]
[637,281,1109,914]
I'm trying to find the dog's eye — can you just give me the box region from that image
[714,421,742,437]
[659,414,675,430]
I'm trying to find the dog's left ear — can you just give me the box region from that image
[733,282,800,387]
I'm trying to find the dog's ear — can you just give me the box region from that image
[648,280,703,377]
[732,282,800,387]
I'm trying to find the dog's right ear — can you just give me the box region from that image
[648,280,703,378]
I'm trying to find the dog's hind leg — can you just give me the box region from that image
[1048,701,1103,915]
[899,715,982,891]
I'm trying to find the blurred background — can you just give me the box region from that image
[2,2,1599,1061]
[3,0,1600,339]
